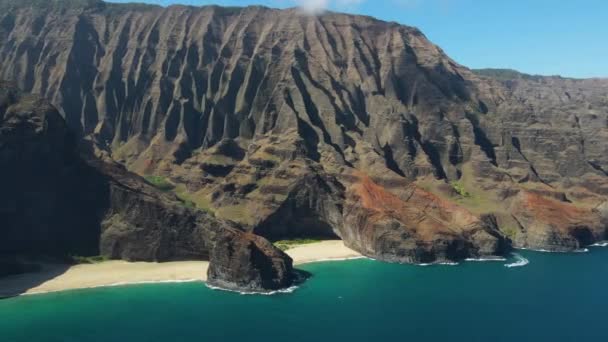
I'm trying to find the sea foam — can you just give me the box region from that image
[504,254,530,268]
[418,261,459,266]
[205,284,299,296]
[515,247,558,253]
[465,257,507,262]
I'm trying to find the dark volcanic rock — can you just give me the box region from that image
[253,172,345,240]
[0,81,105,256]
[207,230,294,292]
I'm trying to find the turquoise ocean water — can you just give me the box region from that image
[1,247,607,342]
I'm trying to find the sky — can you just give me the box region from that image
[108,0,608,78]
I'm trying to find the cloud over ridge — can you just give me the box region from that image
[294,0,364,13]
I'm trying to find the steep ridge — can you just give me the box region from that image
[0,1,606,262]
[0,81,294,292]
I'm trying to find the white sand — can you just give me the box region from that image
[0,241,361,297]
[288,240,362,265]
[0,261,208,297]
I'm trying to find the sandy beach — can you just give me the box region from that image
[0,240,361,298]
[289,240,363,265]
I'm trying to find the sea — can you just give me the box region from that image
[1,246,608,342]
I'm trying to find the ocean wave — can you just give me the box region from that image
[504,254,530,268]
[517,246,594,253]
[515,247,558,253]
[418,261,459,266]
[205,284,299,296]
[465,257,507,262]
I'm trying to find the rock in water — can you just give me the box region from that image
[207,230,294,293]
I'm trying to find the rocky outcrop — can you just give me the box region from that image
[0,1,607,259]
[207,230,294,292]
[253,172,345,240]
[0,81,105,256]
[341,174,509,263]
[0,81,293,292]
[506,191,606,251]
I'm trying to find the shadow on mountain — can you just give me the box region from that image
[0,262,71,299]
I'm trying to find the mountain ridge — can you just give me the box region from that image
[1,1,607,289]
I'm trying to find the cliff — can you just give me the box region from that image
[0,81,293,292]
[0,1,606,273]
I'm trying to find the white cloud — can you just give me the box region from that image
[293,0,364,14]
[296,0,329,13]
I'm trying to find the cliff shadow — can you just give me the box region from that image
[0,262,71,299]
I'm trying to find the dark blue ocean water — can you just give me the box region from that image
[1,248,607,342]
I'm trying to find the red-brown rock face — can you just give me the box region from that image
[341,174,509,263]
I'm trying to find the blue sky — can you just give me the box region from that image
[108,0,608,78]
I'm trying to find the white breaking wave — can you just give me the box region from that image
[418,261,459,266]
[515,247,558,253]
[465,257,507,262]
[504,254,530,268]
[205,284,299,296]
[517,246,594,253]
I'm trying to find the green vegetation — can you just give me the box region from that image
[174,185,215,216]
[274,239,324,251]
[501,226,519,240]
[70,255,109,264]
[144,176,175,192]
[180,199,196,209]
[216,204,255,226]
[451,181,471,198]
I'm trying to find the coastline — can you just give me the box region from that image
[0,241,361,298]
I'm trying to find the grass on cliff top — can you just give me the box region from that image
[144,177,217,214]
[215,204,256,226]
[144,175,175,192]
[451,181,471,198]
[174,185,215,215]
[274,239,324,251]
[415,165,504,216]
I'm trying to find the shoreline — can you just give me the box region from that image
[3,243,607,298]
[0,241,361,298]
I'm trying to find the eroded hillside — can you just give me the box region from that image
[1,0,607,262]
